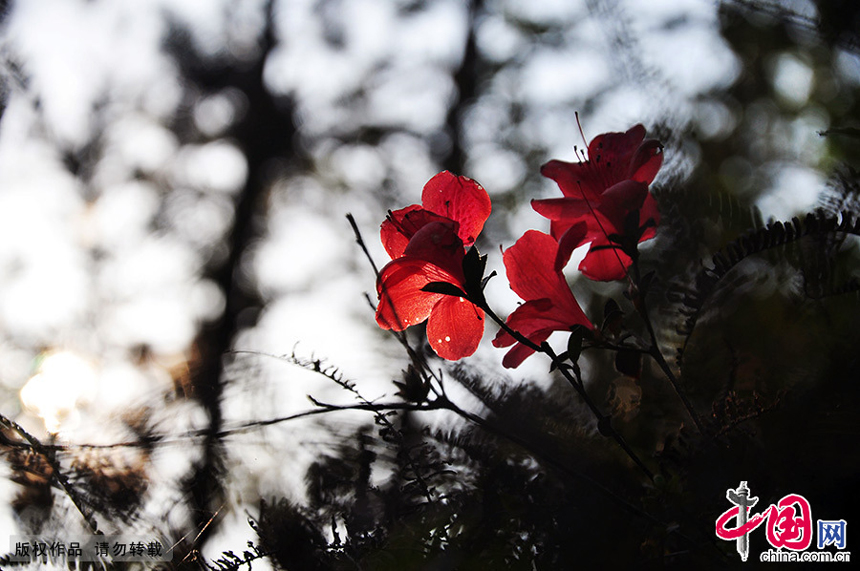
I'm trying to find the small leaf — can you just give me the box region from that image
[623,209,641,239]
[639,270,656,295]
[607,376,642,421]
[394,365,429,402]
[462,246,487,301]
[421,281,467,297]
[614,349,642,379]
[597,415,613,437]
[480,270,497,290]
[606,233,624,246]
[602,299,624,336]
[462,246,486,283]
[567,327,585,363]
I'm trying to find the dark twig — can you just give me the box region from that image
[0,413,100,534]
[287,352,438,502]
[346,213,444,392]
[298,351,712,553]
[630,259,705,433]
[282,344,668,531]
[477,301,655,481]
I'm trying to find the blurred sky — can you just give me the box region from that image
[0,0,854,560]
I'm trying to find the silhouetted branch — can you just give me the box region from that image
[0,413,100,534]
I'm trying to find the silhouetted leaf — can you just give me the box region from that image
[603,299,624,336]
[421,281,467,298]
[462,245,487,301]
[614,350,642,379]
[393,365,429,403]
[566,328,584,364]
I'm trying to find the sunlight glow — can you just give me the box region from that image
[19,351,98,434]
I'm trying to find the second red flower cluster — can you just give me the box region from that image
[375,124,663,367]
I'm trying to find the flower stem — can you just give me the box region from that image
[629,259,705,433]
[435,395,663,523]
[479,301,655,481]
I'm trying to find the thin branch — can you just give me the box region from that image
[287,351,439,502]
[478,301,655,481]
[297,362,702,551]
[630,259,705,433]
[347,213,381,277]
[0,413,100,534]
[262,347,667,531]
[347,213,446,393]
[436,394,662,525]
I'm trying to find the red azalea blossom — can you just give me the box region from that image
[376,221,485,360]
[375,171,492,360]
[532,124,663,281]
[381,171,492,259]
[493,229,593,368]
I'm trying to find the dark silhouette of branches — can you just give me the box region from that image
[676,210,860,362]
[443,0,482,176]
[725,0,860,53]
[0,414,100,534]
[2,1,860,569]
[163,0,298,554]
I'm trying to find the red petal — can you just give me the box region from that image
[541,124,664,202]
[503,231,569,302]
[629,139,663,184]
[549,219,570,240]
[427,295,484,360]
[376,259,446,331]
[381,205,453,259]
[500,341,544,369]
[421,171,491,248]
[531,197,594,226]
[533,198,612,245]
[492,298,589,368]
[501,231,592,352]
[402,222,466,281]
[639,193,660,242]
[540,159,611,202]
[588,124,646,167]
[598,180,649,228]
[496,299,566,342]
[579,243,632,281]
[504,293,590,336]
[555,222,588,271]
[586,124,646,186]
[497,324,551,368]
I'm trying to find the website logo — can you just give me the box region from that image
[715,481,850,563]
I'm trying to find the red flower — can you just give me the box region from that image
[532,124,663,281]
[381,171,492,259]
[492,229,592,368]
[376,222,485,360]
[375,172,491,361]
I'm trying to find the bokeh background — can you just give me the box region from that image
[0,0,857,566]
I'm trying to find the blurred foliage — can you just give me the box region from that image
[0,0,859,569]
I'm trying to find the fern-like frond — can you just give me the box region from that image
[675,210,860,366]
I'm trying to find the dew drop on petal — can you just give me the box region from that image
[445,336,451,342]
